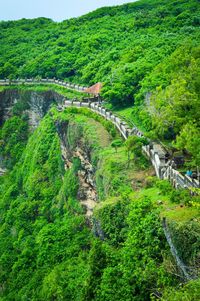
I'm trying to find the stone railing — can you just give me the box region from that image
[0,78,199,189]
[0,78,88,92]
[63,100,200,190]
[0,78,102,103]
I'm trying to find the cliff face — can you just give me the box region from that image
[55,119,98,218]
[0,89,111,216]
[0,89,64,128]
[0,89,65,172]
[0,89,18,125]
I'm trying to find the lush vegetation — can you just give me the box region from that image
[0,0,199,161]
[0,100,199,299]
[0,84,85,99]
[0,0,200,299]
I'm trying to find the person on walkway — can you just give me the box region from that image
[186,170,192,177]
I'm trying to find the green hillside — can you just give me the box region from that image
[0,0,200,300]
[0,0,200,161]
[0,102,199,300]
[0,0,199,106]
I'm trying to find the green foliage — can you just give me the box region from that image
[0,0,199,108]
[170,189,191,205]
[96,149,132,200]
[95,199,129,247]
[155,180,173,196]
[162,278,200,301]
[168,221,200,266]
[0,112,91,300]
[147,57,200,138]
[175,122,200,167]
[0,101,199,300]
[90,197,174,301]
[139,43,200,165]
[125,136,149,168]
[0,115,29,167]
[60,164,79,202]
[0,0,199,162]
[0,1,200,298]
[111,139,123,152]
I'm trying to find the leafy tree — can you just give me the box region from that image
[111,139,123,152]
[125,136,148,166]
[175,122,200,167]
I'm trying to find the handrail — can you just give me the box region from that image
[0,78,199,190]
[0,78,88,93]
[63,100,199,190]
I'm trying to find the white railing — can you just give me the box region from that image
[0,78,88,92]
[63,100,199,190]
[0,78,199,190]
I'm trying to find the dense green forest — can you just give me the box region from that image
[0,0,200,300]
[0,0,200,162]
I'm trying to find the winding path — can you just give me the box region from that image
[0,78,199,190]
[63,100,199,191]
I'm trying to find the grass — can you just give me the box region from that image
[103,103,136,128]
[0,83,86,99]
[1,85,198,227]
[113,107,135,123]
[86,119,111,148]
[107,104,149,135]
[162,206,200,223]
[52,107,112,151]
[131,185,200,223]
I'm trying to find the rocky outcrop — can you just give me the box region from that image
[0,89,64,128]
[26,91,65,128]
[55,120,97,217]
[75,147,97,217]
[0,89,65,174]
[0,90,19,126]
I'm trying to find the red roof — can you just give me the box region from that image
[85,82,102,95]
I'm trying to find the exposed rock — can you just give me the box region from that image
[0,154,7,176]
[74,147,97,217]
[92,218,105,240]
[0,89,64,128]
[0,90,19,125]
[55,120,98,218]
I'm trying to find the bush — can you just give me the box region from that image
[170,189,191,205]
[144,176,157,188]
[156,180,172,195]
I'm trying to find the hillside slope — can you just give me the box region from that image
[0,1,200,299]
[0,89,199,300]
[0,0,199,103]
[0,0,199,162]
